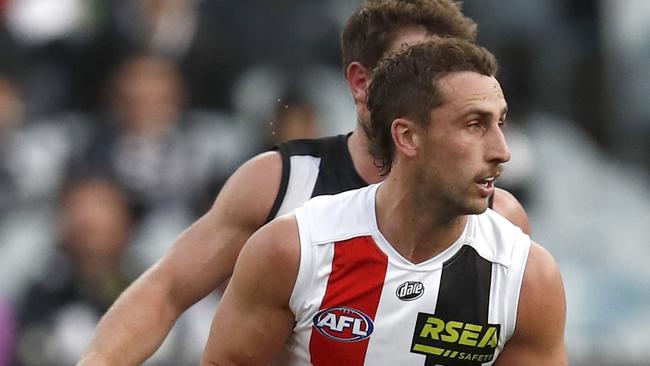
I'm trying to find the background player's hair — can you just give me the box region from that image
[341,0,477,73]
[367,37,497,174]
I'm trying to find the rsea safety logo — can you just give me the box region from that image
[410,312,500,365]
[312,306,374,342]
[396,281,425,301]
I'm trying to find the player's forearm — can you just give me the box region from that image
[77,273,182,366]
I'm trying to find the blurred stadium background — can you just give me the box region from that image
[0,0,648,365]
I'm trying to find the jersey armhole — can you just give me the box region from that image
[505,234,532,341]
[265,145,291,223]
[289,207,313,315]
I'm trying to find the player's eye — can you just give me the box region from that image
[467,120,484,131]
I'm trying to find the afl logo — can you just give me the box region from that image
[312,306,374,342]
[396,281,425,301]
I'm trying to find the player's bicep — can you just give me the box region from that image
[210,151,283,231]
[156,151,284,309]
[495,242,567,365]
[201,215,299,366]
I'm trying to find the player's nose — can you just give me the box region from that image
[487,127,511,164]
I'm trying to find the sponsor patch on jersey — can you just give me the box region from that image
[410,312,500,365]
[312,306,374,342]
[396,281,425,301]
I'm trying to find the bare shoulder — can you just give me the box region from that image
[492,187,531,234]
[219,150,283,187]
[216,150,283,205]
[231,213,301,304]
[244,213,301,266]
[518,242,565,325]
[208,150,283,227]
[495,241,567,365]
[523,242,563,288]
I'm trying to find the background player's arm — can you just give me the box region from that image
[77,152,283,366]
[495,242,567,365]
[201,215,299,366]
[492,187,531,235]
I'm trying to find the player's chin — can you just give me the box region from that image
[468,184,492,213]
[462,196,490,215]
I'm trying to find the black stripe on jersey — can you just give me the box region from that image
[311,134,367,197]
[436,245,492,322]
[420,245,494,366]
[265,143,292,223]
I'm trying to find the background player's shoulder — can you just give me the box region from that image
[244,150,283,172]
[275,134,345,158]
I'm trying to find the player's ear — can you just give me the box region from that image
[346,61,370,106]
[391,118,420,159]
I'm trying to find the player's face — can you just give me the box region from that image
[415,71,510,215]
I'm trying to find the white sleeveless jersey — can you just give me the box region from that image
[274,183,531,366]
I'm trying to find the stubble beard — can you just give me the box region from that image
[416,165,488,220]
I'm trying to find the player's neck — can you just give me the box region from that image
[348,124,383,184]
[375,177,468,264]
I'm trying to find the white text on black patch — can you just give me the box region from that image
[396,281,424,301]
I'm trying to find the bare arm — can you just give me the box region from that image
[201,215,299,366]
[78,152,283,366]
[492,187,531,235]
[495,241,567,365]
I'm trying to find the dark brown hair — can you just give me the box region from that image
[367,37,498,174]
[341,0,477,72]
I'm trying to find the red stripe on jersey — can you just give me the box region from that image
[310,236,389,366]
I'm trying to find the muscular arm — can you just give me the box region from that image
[495,241,567,365]
[78,152,283,366]
[492,187,531,235]
[201,215,299,366]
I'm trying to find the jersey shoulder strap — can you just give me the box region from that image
[266,135,343,222]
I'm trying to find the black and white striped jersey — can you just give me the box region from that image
[267,134,367,221]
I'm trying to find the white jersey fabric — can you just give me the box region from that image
[274,183,530,366]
